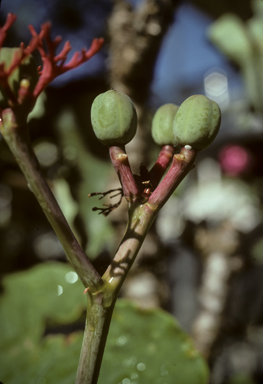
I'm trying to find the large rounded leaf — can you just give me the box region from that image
[100,300,209,384]
[0,263,209,383]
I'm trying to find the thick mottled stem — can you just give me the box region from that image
[149,146,197,209]
[102,202,156,294]
[0,108,103,291]
[109,145,140,203]
[76,201,155,384]
[149,144,174,189]
[75,293,116,384]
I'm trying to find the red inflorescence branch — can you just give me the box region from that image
[149,145,174,190]
[0,12,104,105]
[0,13,17,48]
[31,21,104,97]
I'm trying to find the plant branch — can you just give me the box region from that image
[149,146,197,209]
[75,293,116,384]
[0,108,103,291]
[0,13,17,47]
[78,143,196,383]
[149,144,174,189]
[109,145,141,203]
[102,145,197,296]
[102,201,156,294]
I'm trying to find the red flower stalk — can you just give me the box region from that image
[28,22,104,97]
[0,13,17,47]
[0,13,104,115]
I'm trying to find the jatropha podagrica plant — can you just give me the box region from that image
[0,13,221,384]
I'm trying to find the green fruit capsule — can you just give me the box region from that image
[173,95,221,151]
[0,47,39,109]
[91,90,137,146]
[151,103,179,146]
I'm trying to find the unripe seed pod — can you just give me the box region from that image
[0,47,39,108]
[173,95,221,151]
[91,90,137,146]
[151,103,179,146]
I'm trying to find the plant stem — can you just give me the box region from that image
[0,108,103,291]
[149,144,174,189]
[109,145,140,202]
[149,146,197,209]
[103,146,197,294]
[92,146,196,375]
[75,293,116,384]
[102,202,155,293]
[74,202,156,384]
[75,201,157,383]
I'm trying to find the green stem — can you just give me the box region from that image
[0,108,103,291]
[75,293,116,384]
[75,202,157,383]
[74,203,156,384]
[102,202,156,293]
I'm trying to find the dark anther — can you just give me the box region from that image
[88,188,123,216]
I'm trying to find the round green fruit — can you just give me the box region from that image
[91,90,137,146]
[151,103,179,146]
[173,95,221,151]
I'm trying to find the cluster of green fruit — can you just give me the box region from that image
[91,90,221,151]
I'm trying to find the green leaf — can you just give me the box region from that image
[100,300,209,384]
[207,14,252,65]
[0,262,86,384]
[0,263,209,383]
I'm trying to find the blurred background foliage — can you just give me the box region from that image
[1,0,263,383]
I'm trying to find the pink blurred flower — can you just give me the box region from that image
[219,144,252,176]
